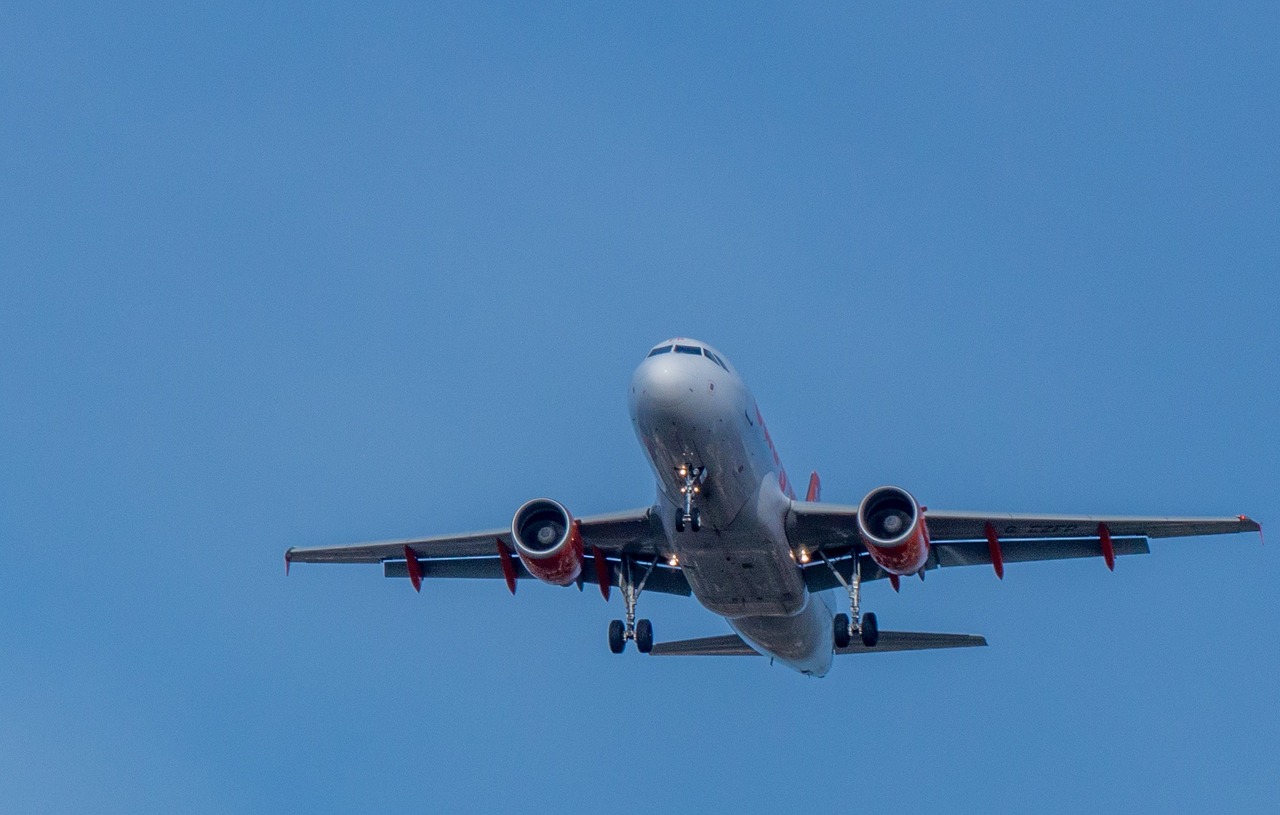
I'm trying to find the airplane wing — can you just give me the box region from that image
[284,506,691,596]
[788,501,1261,588]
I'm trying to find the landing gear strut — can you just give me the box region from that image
[674,464,705,532]
[608,556,656,653]
[820,552,880,649]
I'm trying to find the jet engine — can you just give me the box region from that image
[857,486,930,576]
[511,498,584,586]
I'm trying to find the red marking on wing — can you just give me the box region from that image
[592,545,611,602]
[984,522,1004,580]
[404,545,422,592]
[496,539,517,595]
[1098,522,1115,571]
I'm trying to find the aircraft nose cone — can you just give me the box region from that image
[631,356,698,410]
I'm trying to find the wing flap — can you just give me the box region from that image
[802,536,1150,592]
[381,554,692,596]
[933,535,1149,567]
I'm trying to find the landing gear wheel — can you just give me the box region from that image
[690,508,701,532]
[635,619,654,653]
[675,511,685,533]
[608,619,626,654]
[833,613,851,649]
[860,612,879,648]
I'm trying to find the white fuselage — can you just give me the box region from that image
[628,339,834,676]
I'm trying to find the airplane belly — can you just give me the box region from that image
[672,473,806,618]
[676,526,805,617]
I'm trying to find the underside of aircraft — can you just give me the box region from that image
[286,338,1261,676]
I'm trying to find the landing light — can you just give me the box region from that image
[667,554,679,567]
[798,549,811,564]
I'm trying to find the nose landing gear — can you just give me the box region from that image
[674,464,706,532]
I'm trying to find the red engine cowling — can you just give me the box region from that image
[511,498,584,586]
[857,486,930,576]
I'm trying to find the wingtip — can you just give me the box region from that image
[284,550,292,576]
[1240,515,1263,545]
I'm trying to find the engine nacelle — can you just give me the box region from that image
[857,486,930,576]
[511,498,584,586]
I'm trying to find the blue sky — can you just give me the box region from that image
[3,2,1277,812]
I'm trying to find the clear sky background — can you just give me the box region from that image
[3,3,1277,813]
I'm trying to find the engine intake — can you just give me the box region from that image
[511,498,584,586]
[857,486,930,576]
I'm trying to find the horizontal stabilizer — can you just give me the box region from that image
[649,631,987,657]
[835,631,987,654]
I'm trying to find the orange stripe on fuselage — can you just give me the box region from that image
[754,405,795,500]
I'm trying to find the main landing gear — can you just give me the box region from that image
[820,552,880,649]
[608,556,656,654]
[674,464,705,532]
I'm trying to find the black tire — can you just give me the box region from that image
[608,619,626,654]
[635,619,654,653]
[833,613,851,649]
[691,508,701,532]
[675,511,685,532]
[860,612,879,648]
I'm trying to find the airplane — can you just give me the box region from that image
[285,337,1262,676]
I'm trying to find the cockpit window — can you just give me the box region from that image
[674,345,702,355]
[706,351,729,371]
[647,345,673,357]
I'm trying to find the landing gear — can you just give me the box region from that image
[820,552,879,649]
[675,464,706,532]
[860,611,879,648]
[833,613,852,649]
[607,556,656,654]
[635,619,653,653]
